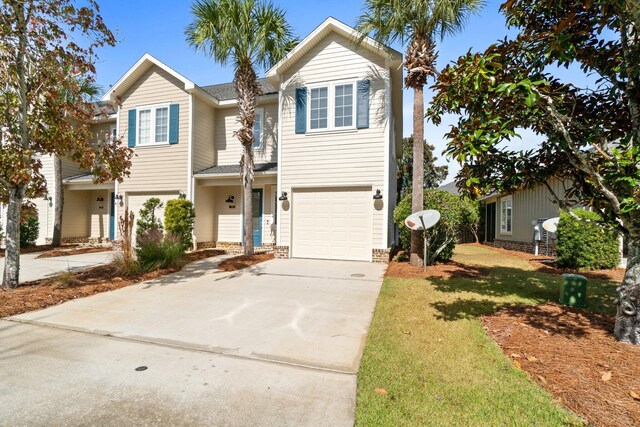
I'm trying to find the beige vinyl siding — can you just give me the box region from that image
[33,154,55,243]
[193,97,215,173]
[279,31,389,249]
[62,190,91,238]
[118,66,190,193]
[214,101,278,166]
[88,189,110,239]
[213,185,242,242]
[262,185,276,245]
[194,185,216,243]
[495,178,570,242]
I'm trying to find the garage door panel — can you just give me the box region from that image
[291,187,372,261]
[127,193,179,243]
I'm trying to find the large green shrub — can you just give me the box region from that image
[164,199,196,250]
[394,190,474,263]
[20,203,39,247]
[136,229,186,272]
[135,198,164,243]
[556,209,620,270]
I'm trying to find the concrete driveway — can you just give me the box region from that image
[0,250,112,282]
[1,257,385,426]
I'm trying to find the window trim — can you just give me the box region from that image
[500,195,513,235]
[252,107,264,151]
[306,80,356,133]
[109,124,117,142]
[136,103,171,147]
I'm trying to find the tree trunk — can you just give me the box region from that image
[242,145,254,256]
[3,185,25,289]
[410,86,425,267]
[51,155,64,247]
[614,239,640,344]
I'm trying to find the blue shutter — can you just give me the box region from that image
[127,109,136,147]
[295,87,307,134]
[356,80,370,129]
[169,104,179,144]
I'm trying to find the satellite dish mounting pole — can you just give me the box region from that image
[419,216,428,271]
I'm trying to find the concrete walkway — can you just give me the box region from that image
[0,250,112,282]
[1,257,385,426]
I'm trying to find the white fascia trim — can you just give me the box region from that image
[217,93,278,107]
[382,60,391,249]
[113,106,121,239]
[102,53,196,102]
[266,17,402,78]
[276,74,283,247]
[187,93,194,201]
[194,171,277,179]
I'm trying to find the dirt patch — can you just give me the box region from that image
[386,257,490,279]
[217,253,274,272]
[476,243,625,282]
[482,303,640,427]
[0,249,226,318]
[36,246,111,259]
[0,244,80,258]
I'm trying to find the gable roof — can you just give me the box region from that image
[102,53,197,102]
[438,181,460,195]
[266,17,402,80]
[200,78,277,101]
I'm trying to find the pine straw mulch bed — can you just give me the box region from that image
[217,253,274,272]
[482,303,640,427]
[0,244,80,258]
[35,246,111,259]
[477,243,625,282]
[0,249,227,318]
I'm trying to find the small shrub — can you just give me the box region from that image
[394,190,470,263]
[112,251,142,277]
[51,271,80,289]
[136,198,164,243]
[164,199,196,250]
[136,230,186,272]
[20,203,39,247]
[556,209,620,270]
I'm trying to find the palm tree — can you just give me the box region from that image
[358,0,484,266]
[186,0,296,255]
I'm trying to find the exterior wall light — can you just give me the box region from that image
[114,194,124,201]
[225,195,235,203]
[43,195,52,202]
[278,191,288,201]
[179,191,187,199]
[373,189,383,200]
[96,196,104,202]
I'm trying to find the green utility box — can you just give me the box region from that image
[559,274,588,307]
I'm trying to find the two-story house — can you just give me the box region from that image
[5,17,403,262]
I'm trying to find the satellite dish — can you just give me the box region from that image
[542,217,560,233]
[405,210,441,231]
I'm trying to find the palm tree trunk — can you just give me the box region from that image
[410,85,425,267]
[3,184,25,289]
[242,145,254,255]
[51,155,63,247]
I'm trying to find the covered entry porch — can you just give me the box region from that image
[193,163,277,250]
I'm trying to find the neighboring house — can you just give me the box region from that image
[4,17,403,262]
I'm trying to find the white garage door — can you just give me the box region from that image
[291,187,372,261]
[126,193,179,242]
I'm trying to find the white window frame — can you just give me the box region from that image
[500,196,513,235]
[306,80,356,133]
[253,108,264,151]
[136,104,170,146]
[110,124,117,142]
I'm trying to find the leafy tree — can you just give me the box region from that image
[358,0,484,267]
[164,199,196,250]
[186,0,296,255]
[0,1,132,288]
[394,190,476,263]
[428,0,640,343]
[397,135,448,199]
[135,198,164,244]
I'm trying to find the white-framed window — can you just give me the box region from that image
[137,105,169,146]
[308,81,356,132]
[253,108,264,150]
[500,196,513,234]
[110,124,117,142]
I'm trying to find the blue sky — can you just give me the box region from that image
[93,0,590,181]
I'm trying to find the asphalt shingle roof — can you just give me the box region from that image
[64,172,94,183]
[195,162,277,176]
[200,78,277,101]
[438,181,460,195]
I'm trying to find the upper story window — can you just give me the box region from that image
[500,196,513,234]
[253,108,264,150]
[138,105,169,146]
[308,81,355,131]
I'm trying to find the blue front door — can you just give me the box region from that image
[252,189,263,247]
[109,192,115,241]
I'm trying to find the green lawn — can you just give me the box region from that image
[355,244,618,426]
